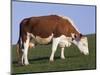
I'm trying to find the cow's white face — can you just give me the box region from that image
[73,37,89,55]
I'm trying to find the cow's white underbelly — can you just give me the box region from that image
[35,34,53,44]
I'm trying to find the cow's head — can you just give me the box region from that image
[71,33,89,55]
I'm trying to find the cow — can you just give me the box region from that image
[16,15,89,65]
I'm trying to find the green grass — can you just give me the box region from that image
[11,34,96,74]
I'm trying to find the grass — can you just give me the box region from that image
[11,34,96,74]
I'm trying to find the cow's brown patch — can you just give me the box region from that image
[19,15,80,39]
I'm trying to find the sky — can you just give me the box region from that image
[12,1,96,44]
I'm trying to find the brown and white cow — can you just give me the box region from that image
[17,15,89,65]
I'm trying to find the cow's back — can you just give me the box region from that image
[20,15,79,38]
[28,15,61,38]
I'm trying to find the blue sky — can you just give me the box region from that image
[12,1,96,44]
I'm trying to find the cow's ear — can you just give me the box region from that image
[75,33,83,41]
[79,33,83,38]
[71,33,82,41]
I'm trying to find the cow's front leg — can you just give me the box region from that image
[61,47,65,59]
[21,35,30,65]
[50,38,60,62]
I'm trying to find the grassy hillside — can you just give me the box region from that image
[11,34,96,74]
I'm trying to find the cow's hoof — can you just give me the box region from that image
[18,61,23,66]
[18,63,24,66]
[24,61,29,65]
[49,59,54,63]
[24,63,29,65]
[61,57,65,60]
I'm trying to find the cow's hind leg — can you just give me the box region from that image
[16,38,23,65]
[50,38,60,62]
[16,43,22,65]
[21,34,30,65]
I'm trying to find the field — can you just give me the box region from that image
[11,34,96,74]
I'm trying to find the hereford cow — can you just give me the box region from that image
[17,15,89,65]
